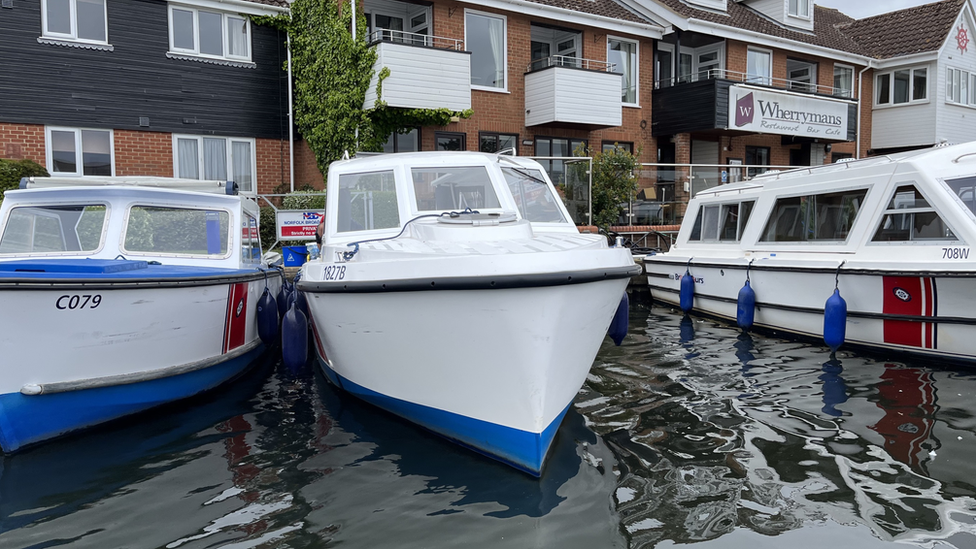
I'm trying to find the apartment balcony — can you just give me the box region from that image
[524,56,622,128]
[652,69,857,140]
[363,30,471,112]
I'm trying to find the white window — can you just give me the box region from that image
[465,10,506,91]
[833,64,854,98]
[45,127,114,176]
[746,48,771,85]
[168,5,250,61]
[947,67,976,106]
[608,37,639,105]
[789,0,810,18]
[174,135,256,194]
[787,58,817,93]
[42,0,107,43]
[876,67,927,105]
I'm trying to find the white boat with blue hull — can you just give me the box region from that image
[298,151,638,476]
[643,142,976,364]
[0,177,282,453]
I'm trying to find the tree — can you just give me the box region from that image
[577,145,640,232]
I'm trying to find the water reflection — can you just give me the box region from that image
[583,296,976,547]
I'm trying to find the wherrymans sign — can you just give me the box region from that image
[728,85,849,139]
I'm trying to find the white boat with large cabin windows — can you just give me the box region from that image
[297,151,639,476]
[643,141,976,363]
[0,176,282,453]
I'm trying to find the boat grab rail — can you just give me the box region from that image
[339,208,481,261]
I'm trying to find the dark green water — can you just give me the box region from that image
[3,290,976,548]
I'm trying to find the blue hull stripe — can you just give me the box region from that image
[0,345,265,453]
[317,358,568,476]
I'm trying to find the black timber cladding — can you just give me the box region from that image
[652,79,857,141]
[0,0,288,140]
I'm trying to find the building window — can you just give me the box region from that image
[383,129,420,153]
[877,67,927,105]
[174,135,256,194]
[947,67,976,106]
[787,58,817,93]
[479,133,518,154]
[46,127,113,176]
[42,0,107,43]
[746,48,772,85]
[608,37,639,105]
[602,141,633,153]
[530,25,580,70]
[168,5,250,61]
[833,64,854,98]
[832,153,854,163]
[435,132,466,151]
[465,11,506,90]
[535,136,587,185]
[744,146,769,178]
[788,0,810,18]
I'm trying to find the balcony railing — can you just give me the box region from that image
[367,29,463,51]
[655,68,855,99]
[526,55,615,73]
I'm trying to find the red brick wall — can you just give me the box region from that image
[256,137,292,194]
[114,130,173,176]
[0,123,45,164]
[294,139,325,191]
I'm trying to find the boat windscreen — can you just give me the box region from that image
[0,204,106,254]
[501,167,567,223]
[123,206,230,256]
[412,167,500,212]
[944,175,976,217]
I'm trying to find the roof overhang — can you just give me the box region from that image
[168,0,289,16]
[456,0,665,38]
[873,51,940,70]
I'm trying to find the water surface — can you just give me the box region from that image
[3,290,976,548]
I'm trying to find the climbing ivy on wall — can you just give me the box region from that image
[254,0,473,180]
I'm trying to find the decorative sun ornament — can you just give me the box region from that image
[957,25,970,54]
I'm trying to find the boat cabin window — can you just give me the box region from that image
[688,200,755,242]
[411,167,501,212]
[872,184,957,242]
[336,170,400,233]
[760,189,867,242]
[501,167,567,223]
[242,214,261,263]
[0,204,106,254]
[123,206,230,256]
[944,175,976,216]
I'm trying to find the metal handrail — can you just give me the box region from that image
[367,29,463,51]
[526,55,615,73]
[654,68,855,99]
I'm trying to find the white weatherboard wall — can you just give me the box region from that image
[872,64,938,150]
[525,67,622,127]
[937,10,976,147]
[363,42,471,112]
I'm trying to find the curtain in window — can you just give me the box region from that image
[228,16,248,57]
[747,51,770,84]
[203,138,227,180]
[232,141,253,193]
[177,139,199,179]
[610,40,636,103]
[487,17,505,88]
[81,130,111,176]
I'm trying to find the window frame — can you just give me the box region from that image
[0,202,111,256]
[759,187,870,244]
[871,183,958,243]
[172,134,258,196]
[744,145,770,178]
[833,63,854,98]
[464,9,508,92]
[746,47,773,86]
[45,126,115,177]
[688,199,756,243]
[167,4,252,63]
[41,0,109,44]
[786,57,818,93]
[602,141,634,154]
[120,204,234,259]
[479,132,519,154]
[946,67,976,108]
[434,131,467,151]
[607,35,640,107]
[383,128,421,153]
[876,66,929,107]
[788,0,811,19]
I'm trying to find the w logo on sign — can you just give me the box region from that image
[735,93,755,127]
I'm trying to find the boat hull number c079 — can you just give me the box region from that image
[56,294,102,310]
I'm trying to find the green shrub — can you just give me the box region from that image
[282,185,326,210]
[0,159,49,204]
[260,206,278,252]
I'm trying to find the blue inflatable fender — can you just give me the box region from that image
[679,270,695,313]
[607,292,629,346]
[276,284,289,318]
[256,287,278,345]
[281,302,308,371]
[296,288,309,318]
[823,288,848,352]
[736,280,756,331]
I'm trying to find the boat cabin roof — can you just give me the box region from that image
[323,151,577,244]
[0,179,264,268]
[676,141,976,259]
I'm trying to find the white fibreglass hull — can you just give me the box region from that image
[308,279,629,433]
[645,258,976,362]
